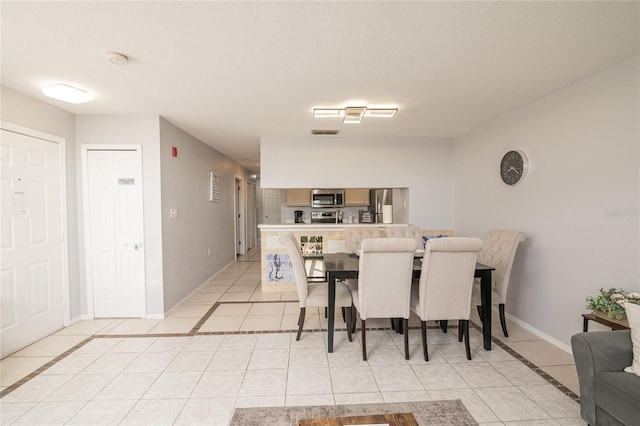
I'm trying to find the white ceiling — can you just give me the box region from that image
[2,1,638,174]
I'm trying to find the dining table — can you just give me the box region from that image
[322,252,495,353]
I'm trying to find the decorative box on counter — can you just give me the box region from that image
[359,210,373,223]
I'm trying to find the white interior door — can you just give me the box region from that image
[1,129,65,357]
[263,189,281,224]
[235,178,246,256]
[86,149,145,318]
[246,181,256,250]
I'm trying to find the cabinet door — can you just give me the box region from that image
[285,189,310,206]
[345,188,370,206]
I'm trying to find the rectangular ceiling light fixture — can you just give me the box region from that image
[343,107,367,124]
[42,83,93,104]
[313,105,397,123]
[313,108,344,118]
[364,108,397,118]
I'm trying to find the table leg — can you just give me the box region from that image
[327,275,336,353]
[480,269,492,350]
[583,316,589,332]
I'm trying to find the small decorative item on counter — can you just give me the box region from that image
[586,287,640,320]
[359,210,373,223]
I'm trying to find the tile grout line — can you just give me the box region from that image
[0,335,95,399]
[0,290,579,405]
[469,321,580,403]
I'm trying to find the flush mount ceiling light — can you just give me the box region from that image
[42,83,93,104]
[313,105,397,123]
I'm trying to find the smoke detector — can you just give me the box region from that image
[107,52,128,65]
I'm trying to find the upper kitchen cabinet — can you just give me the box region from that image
[345,188,370,206]
[285,189,311,206]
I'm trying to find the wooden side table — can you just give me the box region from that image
[582,313,630,332]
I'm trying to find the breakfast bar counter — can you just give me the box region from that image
[257,223,453,292]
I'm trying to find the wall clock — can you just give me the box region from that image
[500,150,528,185]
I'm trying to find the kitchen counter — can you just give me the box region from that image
[258,223,453,292]
[258,223,411,230]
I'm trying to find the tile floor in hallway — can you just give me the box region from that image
[0,247,585,425]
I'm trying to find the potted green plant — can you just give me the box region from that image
[586,288,640,326]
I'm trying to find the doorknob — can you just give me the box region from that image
[134,243,144,250]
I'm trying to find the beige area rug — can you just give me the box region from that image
[230,399,478,425]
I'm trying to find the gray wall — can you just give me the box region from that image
[159,118,255,310]
[0,86,81,319]
[454,55,640,347]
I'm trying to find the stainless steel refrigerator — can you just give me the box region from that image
[369,189,393,223]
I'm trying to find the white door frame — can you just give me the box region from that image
[81,144,145,319]
[234,176,246,256]
[1,121,71,326]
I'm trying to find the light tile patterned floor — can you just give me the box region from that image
[0,246,585,425]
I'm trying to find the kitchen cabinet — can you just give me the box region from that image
[345,188,370,206]
[285,189,310,206]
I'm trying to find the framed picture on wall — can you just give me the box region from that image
[209,172,220,202]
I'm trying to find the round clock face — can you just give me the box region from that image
[500,150,528,185]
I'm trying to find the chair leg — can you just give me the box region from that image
[421,321,429,361]
[440,320,448,333]
[342,307,346,322]
[361,319,367,361]
[346,307,353,342]
[324,307,328,319]
[464,320,471,360]
[296,307,306,341]
[499,303,509,337]
[476,305,483,322]
[458,320,464,342]
[404,318,410,360]
[351,306,357,333]
[390,318,396,331]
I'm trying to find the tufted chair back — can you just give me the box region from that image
[478,230,526,304]
[357,238,418,320]
[344,226,381,253]
[384,225,424,249]
[414,237,484,321]
[278,232,310,306]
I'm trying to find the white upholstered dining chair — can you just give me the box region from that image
[410,237,483,361]
[343,226,382,292]
[351,238,418,360]
[472,229,526,337]
[279,232,353,341]
[344,226,382,253]
[384,225,424,250]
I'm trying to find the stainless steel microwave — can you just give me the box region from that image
[311,189,344,208]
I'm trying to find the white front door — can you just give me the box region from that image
[85,149,145,318]
[1,128,65,357]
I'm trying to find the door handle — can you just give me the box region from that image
[134,243,143,250]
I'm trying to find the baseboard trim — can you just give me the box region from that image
[163,262,236,317]
[505,311,572,354]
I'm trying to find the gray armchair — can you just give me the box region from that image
[571,330,639,426]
